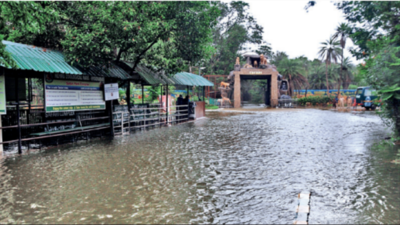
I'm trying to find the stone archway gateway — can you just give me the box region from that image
[233,68,279,108]
[227,52,282,108]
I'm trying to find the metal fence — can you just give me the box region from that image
[112,104,190,135]
[277,99,298,108]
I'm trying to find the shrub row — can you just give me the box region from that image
[297,96,336,106]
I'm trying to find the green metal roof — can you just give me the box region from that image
[121,62,170,85]
[135,64,166,85]
[2,40,82,75]
[1,40,133,80]
[78,63,132,80]
[170,72,214,86]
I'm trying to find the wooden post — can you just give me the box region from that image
[127,81,131,111]
[166,84,169,125]
[187,86,190,120]
[203,86,205,101]
[109,100,114,137]
[16,75,22,154]
[141,84,144,104]
[27,77,31,124]
[43,74,47,124]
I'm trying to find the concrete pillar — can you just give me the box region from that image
[271,72,278,107]
[234,72,241,108]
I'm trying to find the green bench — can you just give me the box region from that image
[30,123,109,136]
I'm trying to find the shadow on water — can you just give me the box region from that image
[0,109,400,224]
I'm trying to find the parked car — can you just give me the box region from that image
[355,86,380,110]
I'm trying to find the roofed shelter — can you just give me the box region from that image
[0,40,133,154]
[0,40,213,155]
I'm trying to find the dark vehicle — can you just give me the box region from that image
[355,86,379,110]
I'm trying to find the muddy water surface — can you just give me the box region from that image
[0,109,400,224]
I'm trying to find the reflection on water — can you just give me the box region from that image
[0,109,400,224]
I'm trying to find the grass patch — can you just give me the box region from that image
[205,105,219,109]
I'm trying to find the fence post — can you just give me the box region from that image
[166,84,169,125]
[121,111,124,135]
[0,116,2,156]
[109,100,115,137]
[16,75,22,154]
[187,86,190,121]
[142,84,144,104]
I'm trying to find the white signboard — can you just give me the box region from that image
[45,79,105,112]
[104,83,119,101]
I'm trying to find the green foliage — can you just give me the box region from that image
[318,36,342,94]
[0,2,220,75]
[205,1,264,75]
[0,1,58,68]
[336,1,400,60]
[297,96,335,106]
[205,104,219,109]
[256,44,273,59]
[348,84,358,89]
[147,86,161,103]
[354,35,400,133]
[277,58,308,96]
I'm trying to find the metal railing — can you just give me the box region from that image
[277,99,298,108]
[112,104,190,135]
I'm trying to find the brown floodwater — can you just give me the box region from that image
[0,109,399,224]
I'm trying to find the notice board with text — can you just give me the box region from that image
[45,79,105,112]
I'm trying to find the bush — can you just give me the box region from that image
[348,84,359,89]
[205,104,219,109]
[297,96,335,106]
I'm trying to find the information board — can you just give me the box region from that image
[45,79,105,112]
[104,83,119,101]
[0,75,6,115]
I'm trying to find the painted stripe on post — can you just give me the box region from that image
[293,191,311,224]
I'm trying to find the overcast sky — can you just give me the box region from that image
[235,0,361,64]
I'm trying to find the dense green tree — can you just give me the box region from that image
[205,1,264,75]
[336,1,400,59]
[0,1,220,75]
[308,64,326,89]
[271,51,289,68]
[256,43,273,59]
[335,2,400,134]
[0,1,58,67]
[340,57,355,89]
[277,58,307,96]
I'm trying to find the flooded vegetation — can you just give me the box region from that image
[1,109,400,224]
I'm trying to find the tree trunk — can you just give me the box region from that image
[337,49,343,98]
[325,63,330,96]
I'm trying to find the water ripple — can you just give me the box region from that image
[0,109,399,223]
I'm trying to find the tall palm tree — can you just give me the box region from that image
[278,58,308,96]
[333,23,351,96]
[341,57,355,89]
[318,37,342,96]
[309,64,336,89]
[296,56,311,95]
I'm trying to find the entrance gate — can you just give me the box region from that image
[233,68,279,108]
[240,76,271,106]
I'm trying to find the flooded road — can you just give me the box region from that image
[1,109,400,224]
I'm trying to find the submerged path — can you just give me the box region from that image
[0,109,400,224]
